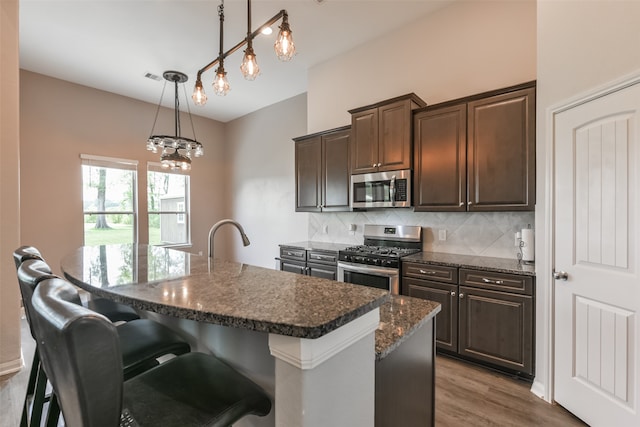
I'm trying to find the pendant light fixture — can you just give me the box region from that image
[192,0,296,105]
[147,71,204,171]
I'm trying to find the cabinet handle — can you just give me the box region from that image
[450,291,456,297]
[459,202,464,207]
[482,278,505,285]
[419,269,436,275]
[459,293,465,298]
[467,201,472,206]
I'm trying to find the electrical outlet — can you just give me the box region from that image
[322,225,328,234]
[515,232,522,247]
[438,229,447,241]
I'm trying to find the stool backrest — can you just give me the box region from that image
[13,246,43,270]
[17,259,58,338]
[31,278,124,427]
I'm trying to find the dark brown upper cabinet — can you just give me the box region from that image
[349,94,426,175]
[414,82,536,212]
[294,126,351,212]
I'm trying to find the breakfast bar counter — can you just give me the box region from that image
[60,244,389,339]
[61,244,440,427]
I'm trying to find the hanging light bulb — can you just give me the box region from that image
[192,79,207,106]
[240,45,260,80]
[274,13,295,61]
[191,0,297,106]
[213,66,230,96]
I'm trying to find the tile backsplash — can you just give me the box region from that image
[309,210,535,260]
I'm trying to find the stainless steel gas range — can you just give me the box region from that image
[337,224,422,295]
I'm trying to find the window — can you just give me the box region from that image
[147,164,190,246]
[81,155,138,246]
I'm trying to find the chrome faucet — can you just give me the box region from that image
[207,219,250,258]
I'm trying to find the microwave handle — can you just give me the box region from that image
[390,175,396,206]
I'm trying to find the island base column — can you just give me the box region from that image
[268,309,379,427]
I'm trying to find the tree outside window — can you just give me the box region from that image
[81,155,138,246]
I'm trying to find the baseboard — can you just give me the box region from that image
[0,354,24,377]
[530,380,549,402]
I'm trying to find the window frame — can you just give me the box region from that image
[147,162,191,248]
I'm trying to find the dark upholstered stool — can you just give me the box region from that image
[16,258,191,426]
[13,245,140,323]
[13,245,43,269]
[32,278,272,427]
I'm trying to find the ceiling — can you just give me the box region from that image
[19,0,453,123]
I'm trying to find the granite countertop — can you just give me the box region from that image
[279,241,352,252]
[61,244,389,339]
[375,295,441,361]
[402,251,536,276]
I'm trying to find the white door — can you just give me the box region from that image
[554,81,640,426]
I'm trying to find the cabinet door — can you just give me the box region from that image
[458,286,533,375]
[307,263,337,280]
[281,260,307,275]
[413,104,467,211]
[322,130,351,211]
[351,109,379,174]
[467,87,535,211]
[295,136,322,212]
[403,277,458,353]
[378,100,413,171]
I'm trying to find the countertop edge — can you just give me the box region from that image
[64,271,391,339]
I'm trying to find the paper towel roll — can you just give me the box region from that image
[521,228,535,262]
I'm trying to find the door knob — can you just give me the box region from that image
[553,270,569,281]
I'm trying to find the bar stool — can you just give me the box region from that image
[13,245,140,322]
[13,246,140,427]
[31,278,272,427]
[17,258,191,426]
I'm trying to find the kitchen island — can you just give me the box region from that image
[61,244,440,427]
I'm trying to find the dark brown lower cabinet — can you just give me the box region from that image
[279,247,337,281]
[402,262,534,378]
[458,286,533,374]
[403,278,458,353]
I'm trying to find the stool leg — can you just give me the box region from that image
[45,393,61,427]
[30,360,49,427]
[20,350,40,427]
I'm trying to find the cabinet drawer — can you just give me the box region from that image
[402,262,458,284]
[459,268,533,296]
[279,247,307,262]
[307,250,338,266]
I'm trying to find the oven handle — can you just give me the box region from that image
[337,261,399,277]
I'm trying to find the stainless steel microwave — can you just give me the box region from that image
[351,169,411,209]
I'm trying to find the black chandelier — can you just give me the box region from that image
[147,71,204,171]
[192,0,296,104]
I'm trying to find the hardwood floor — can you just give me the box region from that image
[435,355,587,426]
[2,316,586,426]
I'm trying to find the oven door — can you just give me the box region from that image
[337,261,399,295]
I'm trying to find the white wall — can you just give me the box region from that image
[308,0,536,133]
[226,94,309,268]
[305,0,536,257]
[535,0,640,402]
[0,0,22,375]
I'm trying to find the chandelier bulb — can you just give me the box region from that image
[213,66,230,96]
[274,18,295,61]
[240,46,260,81]
[192,79,208,106]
